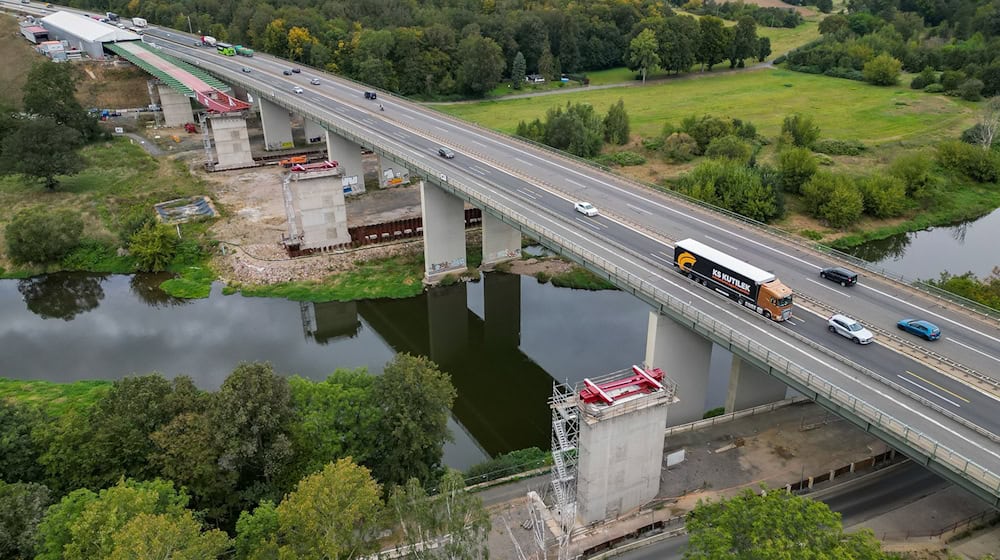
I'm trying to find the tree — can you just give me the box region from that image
[235,500,279,560]
[0,118,85,190]
[537,40,556,81]
[756,36,771,62]
[0,401,45,483]
[862,53,902,86]
[262,19,288,57]
[0,481,51,560]
[22,61,100,141]
[968,97,1000,149]
[819,14,850,35]
[286,26,318,63]
[129,223,179,272]
[108,511,231,559]
[628,28,660,84]
[729,17,758,68]
[35,488,97,560]
[686,487,888,559]
[778,147,818,193]
[4,207,84,264]
[371,354,456,489]
[276,459,382,559]
[659,15,700,74]
[697,16,728,71]
[857,173,907,218]
[511,51,526,89]
[802,173,864,228]
[603,99,630,145]
[890,151,936,198]
[456,34,506,96]
[781,114,820,148]
[389,470,491,560]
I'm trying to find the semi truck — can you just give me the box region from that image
[673,238,793,321]
[200,35,217,47]
[234,45,254,57]
[131,17,147,28]
[216,42,236,56]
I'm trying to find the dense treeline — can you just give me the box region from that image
[785,0,1000,96]
[0,355,469,558]
[65,0,795,97]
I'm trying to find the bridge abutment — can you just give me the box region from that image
[156,84,194,127]
[420,181,467,283]
[324,131,365,195]
[481,214,521,268]
[725,354,787,413]
[259,97,294,150]
[208,114,254,169]
[645,311,711,425]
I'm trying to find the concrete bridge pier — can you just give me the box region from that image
[378,154,409,187]
[325,131,364,194]
[208,114,254,169]
[304,118,325,145]
[259,97,294,150]
[420,180,467,283]
[427,282,469,369]
[156,84,194,127]
[283,168,350,250]
[645,311,712,426]
[481,213,521,268]
[483,271,520,350]
[725,354,787,412]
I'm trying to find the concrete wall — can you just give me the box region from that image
[157,84,193,127]
[420,181,466,281]
[325,131,364,194]
[378,154,409,187]
[725,354,787,413]
[304,118,325,144]
[288,169,350,249]
[209,115,254,169]
[645,311,712,426]
[482,213,521,266]
[259,97,293,150]
[576,396,669,524]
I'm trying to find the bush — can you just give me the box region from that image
[4,208,84,265]
[781,114,820,148]
[128,223,179,272]
[857,173,907,218]
[940,70,965,91]
[824,67,864,81]
[801,172,863,228]
[705,135,753,164]
[641,137,665,151]
[597,151,647,166]
[910,75,930,90]
[681,115,734,153]
[464,447,551,484]
[812,139,867,156]
[773,55,787,65]
[663,132,699,162]
[958,79,984,101]
[678,160,782,222]
[924,83,945,93]
[890,152,937,198]
[936,140,1000,182]
[778,147,818,194]
[862,53,902,86]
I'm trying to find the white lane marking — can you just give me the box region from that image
[435,126,448,132]
[566,178,584,188]
[860,284,1000,345]
[470,140,486,147]
[575,218,604,231]
[469,165,491,175]
[469,167,486,177]
[898,375,961,408]
[361,118,374,125]
[516,188,538,200]
[805,278,851,297]
[704,236,737,250]
[948,338,1000,365]
[514,157,534,166]
[627,204,650,214]
[650,253,673,265]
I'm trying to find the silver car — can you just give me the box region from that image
[827,314,874,345]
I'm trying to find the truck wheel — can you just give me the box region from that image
[763,310,772,320]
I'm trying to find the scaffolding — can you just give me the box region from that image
[549,382,579,560]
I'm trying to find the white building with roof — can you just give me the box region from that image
[40,11,140,60]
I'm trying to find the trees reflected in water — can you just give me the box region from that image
[17,273,107,321]
[129,273,189,309]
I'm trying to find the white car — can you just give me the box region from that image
[827,314,874,345]
[292,87,304,94]
[574,201,598,217]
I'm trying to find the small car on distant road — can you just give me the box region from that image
[292,86,304,94]
[438,147,455,159]
[828,314,874,345]
[282,69,292,75]
[574,201,598,217]
[241,67,252,73]
[310,78,321,85]
[897,319,941,341]
[291,68,301,73]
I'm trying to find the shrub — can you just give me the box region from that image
[862,53,902,86]
[705,135,753,164]
[940,70,965,91]
[597,151,646,166]
[678,160,782,222]
[801,172,863,228]
[958,79,984,101]
[732,119,757,140]
[778,147,817,194]
[641,137,665,151]
[910,75,929,90]
[889,151,937,198]
[812,139,867,156]
[780,114,820,148]
[773,55,787,65]
[824,67,864,81]
[924,83,945,93]
[4,208,84,265]
[464,447,550,483]
[663,132,699,162]
[129,223,179,272]
[857,173,907,218]
[681,115,734,153]
[936,140,1000,182]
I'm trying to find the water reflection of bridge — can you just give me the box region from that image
[301,273,553,457]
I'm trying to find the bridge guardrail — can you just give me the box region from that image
[188,56,1000,500]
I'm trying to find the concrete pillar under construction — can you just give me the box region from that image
[283,167,349,250]
[644,311,711,426]
[304,118,325,144]
[420,180,467,282]
[325,131,365,195]
[427,282,469,369]
[481,213,521,267]
[575,384,671,523]
[156,84,194,127]
[483,271,520,350]
[208,114,254,170]
[724,354,787,413]
[259,97,294,150]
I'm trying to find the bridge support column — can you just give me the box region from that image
[484,271,520,350]
[420,181,467,283]
[378,154,409,187]
[645,311,711,426]
[325,132,365,195]
[259,98,294,150]
[283,168,350,249]
[304,119,325,145]
[427,282,469,369]
[156,84,193,127]
[208,115,254,170]
[481,214,521,267]
[724,355,787,413]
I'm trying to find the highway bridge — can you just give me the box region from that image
[4,0,998,508]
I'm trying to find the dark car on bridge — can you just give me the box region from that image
[820,266,858,287]
[897,319,941,341]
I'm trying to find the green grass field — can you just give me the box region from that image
[0,378,111,415]
[438,69,976,147]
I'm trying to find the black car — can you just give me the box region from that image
[282,69,292,76]
[291,68,301,73]
[364,91,377,100]
[820,266,858,287]
[438,147,455,159]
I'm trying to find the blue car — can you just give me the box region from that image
[897,319,941,341]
